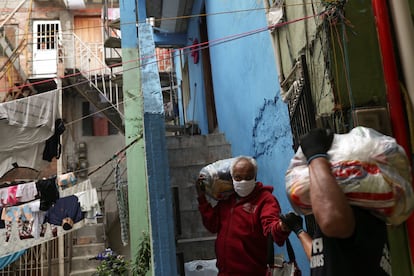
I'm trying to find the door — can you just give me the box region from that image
[32,20,60,77]
[74,16,103,67]
[199,13,218,133]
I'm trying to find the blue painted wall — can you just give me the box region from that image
[183,0,310,275]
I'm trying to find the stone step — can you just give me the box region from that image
[69,268,98,276]
[72,242,106,256]
[166,133,229,149]
[73,223,105,244]
[70,253,103,272]
[167,145,231,167]
[166,133,231,167]
[167,133,232,266]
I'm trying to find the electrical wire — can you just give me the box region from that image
[0,2,322,38]
[0,11,325,95]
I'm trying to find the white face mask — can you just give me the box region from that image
[232,179,256,197]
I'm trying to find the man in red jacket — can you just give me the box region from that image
[196,156,290,276]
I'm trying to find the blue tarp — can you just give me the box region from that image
[0,250,26,270]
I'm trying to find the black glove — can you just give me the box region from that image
[280,212,304,235]
[300,128,334,164]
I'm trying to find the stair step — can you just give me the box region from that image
[168,132,231,264]
[166,134,232,166]
[73,232,105,245]
[69,268,98,276]
[167,144,231,167]
[110,74,123,84]
[104,36,121,48]
[105,57,122,67]
[166,133,229,149]
[108,18,120,30]
[71,253,103,272]
[72,242,106,256]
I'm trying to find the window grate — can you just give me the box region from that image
[284,55,316,152]
[284,55,317,234]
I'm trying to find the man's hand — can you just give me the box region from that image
[280,212,304,235]
[300,128,334,164]
[195,176,206,197]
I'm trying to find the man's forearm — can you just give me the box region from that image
[297,231,312,260]
[309,157,355,238]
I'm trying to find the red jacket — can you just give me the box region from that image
[198,182,289,276]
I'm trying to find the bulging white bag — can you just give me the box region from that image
[285,126,414,225]
[198,158,236,201]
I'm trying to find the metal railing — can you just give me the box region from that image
[0,235,71,276]
[61,32,123,114]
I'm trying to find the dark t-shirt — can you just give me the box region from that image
[310,207,392,276]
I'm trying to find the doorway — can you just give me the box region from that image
[32,20,60,77]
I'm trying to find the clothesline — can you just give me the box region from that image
[0,9,324,94]
[87,134,142,176]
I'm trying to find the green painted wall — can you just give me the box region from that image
[120,1,151,274]
[331,1,387,110]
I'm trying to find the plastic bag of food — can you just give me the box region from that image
[285,126,414,225]
[198,158,235,200]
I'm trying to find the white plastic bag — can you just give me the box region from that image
[184,259,218,276]
[198,158,236,200]
[285,126,414,225]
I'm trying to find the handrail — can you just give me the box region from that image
[61,31,123,115]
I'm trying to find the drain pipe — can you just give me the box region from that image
[371,0,414,267]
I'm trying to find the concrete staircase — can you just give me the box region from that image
[69,223,106,276]
[166,133,232,275]
[67,133,231,275]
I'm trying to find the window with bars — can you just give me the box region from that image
[36,23,59,50]
[283,55,316,151]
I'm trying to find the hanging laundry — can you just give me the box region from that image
[0,182,37,208]
[0,208,5,229]
[0,188,8,206]
[0,90,59,177]
[15,182,38,204]
[5,186,18,206]
[35,176,59,211]
[42,118,65,162]
[59,179,101,224]
[42,195,83,232]
[0,199,87,258]
[1,203,37,241]
[56,172,77,189]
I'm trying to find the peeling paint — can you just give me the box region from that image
[252,95,292,158]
